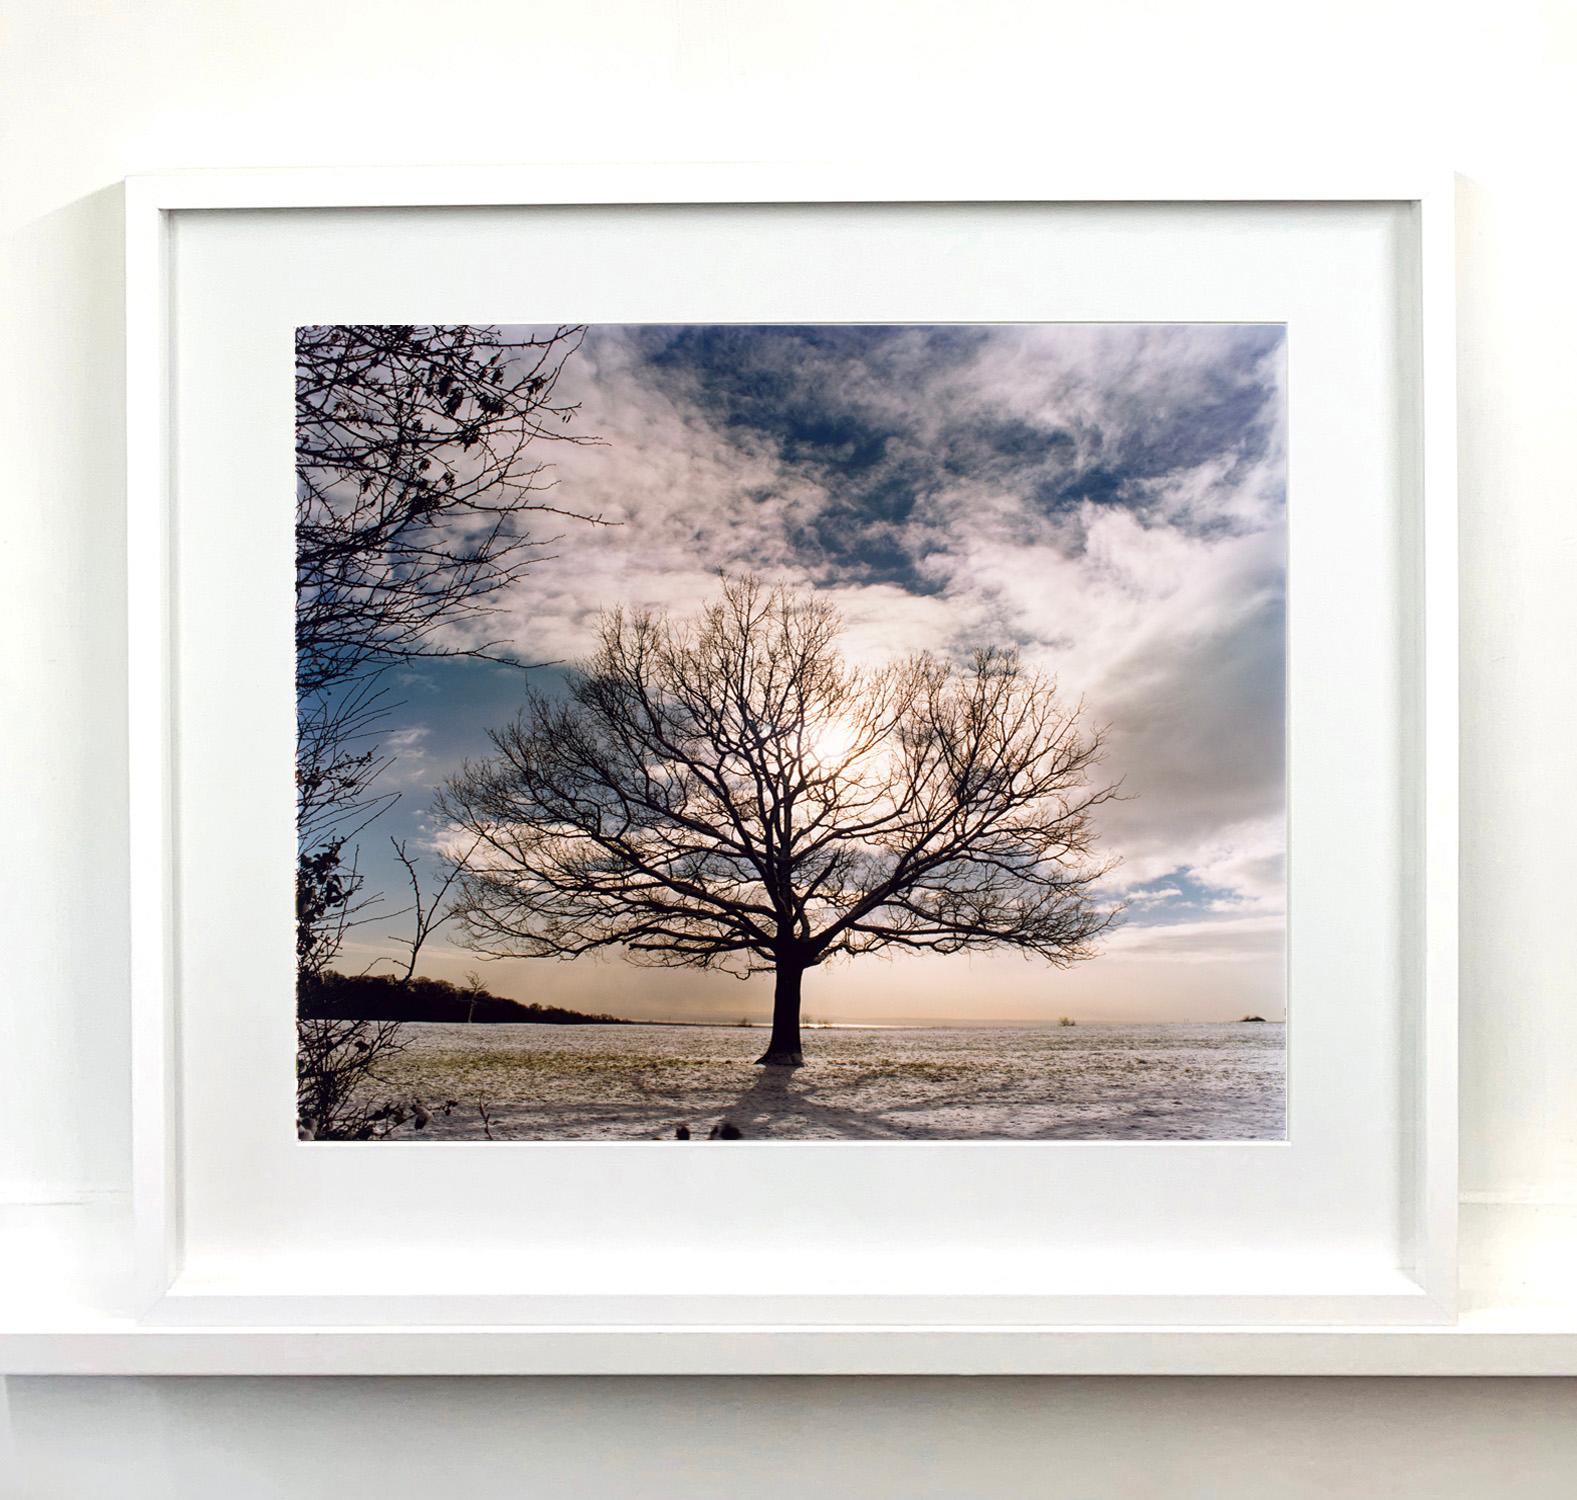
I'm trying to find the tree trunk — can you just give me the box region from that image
[755,960,804,1067]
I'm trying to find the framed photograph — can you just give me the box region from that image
[293,317,1290,1144]
[115,168,1455,1370]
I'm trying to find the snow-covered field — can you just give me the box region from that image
[373,1020,1285,1141]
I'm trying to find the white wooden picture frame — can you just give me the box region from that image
[14,167,1464,1374]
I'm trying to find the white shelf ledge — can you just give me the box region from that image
[3,1200,1575,1376]
[6,1317,1577,1377]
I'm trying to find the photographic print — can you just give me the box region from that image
[295,323,1286,1142]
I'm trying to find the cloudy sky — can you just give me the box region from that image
[343,323,1287,1024]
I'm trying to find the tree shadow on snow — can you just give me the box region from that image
[720,1063,959,1140]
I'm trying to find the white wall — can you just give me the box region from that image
[3,1,1575,1493]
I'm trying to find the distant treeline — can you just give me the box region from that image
[298,971,627,1026]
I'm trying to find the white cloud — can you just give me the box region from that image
[1187,815,1287,915]
[1102,911,1286,966]
[1123,885,1184,905]
[378,724,437,790]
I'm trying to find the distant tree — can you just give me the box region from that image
[462,970,487,1024]
[440,578,1119,1066]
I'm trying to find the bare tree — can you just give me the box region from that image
[440,578,1119,1067]
[294,323,603,967]
[295,323,603,697]
[372,836,477,982]
[293,324,601,1136]
[295,1013,410,1141]
[462,970,487,1024]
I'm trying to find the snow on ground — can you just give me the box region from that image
[366,1021,1285,1141]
